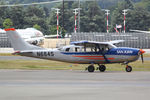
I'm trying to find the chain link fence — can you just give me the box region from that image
[0,32,11,47]
[71,32,150,49]
[1,32,150,49]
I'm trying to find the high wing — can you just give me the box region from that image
[71,40,124,48]
[130,29,150,33]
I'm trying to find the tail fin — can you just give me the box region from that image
[5,28,44,51]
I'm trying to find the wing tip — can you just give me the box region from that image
[5,28,16,31]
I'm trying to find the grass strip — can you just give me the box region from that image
[0,60,149,71]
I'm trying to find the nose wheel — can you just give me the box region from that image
[126,65,132,72]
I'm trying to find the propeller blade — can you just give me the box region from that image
[141,53,144,63]
[139,49,145,63]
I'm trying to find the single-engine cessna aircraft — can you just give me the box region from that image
[5,28,145,72]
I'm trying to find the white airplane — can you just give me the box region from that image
[1,28,44,46]
[5,28,145,72]
[130,29,150,33]
[17,28,44,45]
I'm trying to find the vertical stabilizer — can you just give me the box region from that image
[5,28,44,51]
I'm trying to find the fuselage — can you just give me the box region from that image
[20,47,140,64]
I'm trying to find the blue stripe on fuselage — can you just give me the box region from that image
[61,48,139,56]
[106,48,139,55]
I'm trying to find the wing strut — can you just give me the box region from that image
[102,51,110,63]
[96,44,110,63]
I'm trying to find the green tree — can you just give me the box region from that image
[126,8,150,31]
[24,6,49,34]
[49,1,105,33]
[3,18,13,28]
[110,0,134,32]
[49,25,65,36]
[9,6,25,29]
[80,1,105,32]
[33,24,41,30]
[49,25,58,35]
[0,1,9,28]
[49,1,74,34]
[135,0,150,11]
[61,27,67,38]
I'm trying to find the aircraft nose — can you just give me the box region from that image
[140,49,145,54]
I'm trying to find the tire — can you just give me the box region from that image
[88,65,95,72]
[126,66,132,72]
[32,40,38,45]
[99,65,106,72]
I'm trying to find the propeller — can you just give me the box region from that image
[139,49,145,63]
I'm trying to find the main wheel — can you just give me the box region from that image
[99,65,106,72]
[126,66,132,72]
[88,65,95,72]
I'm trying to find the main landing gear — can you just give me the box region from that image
[87,65,95,72]
[86,64,106,72]
[125,65,132,72]
[98,65,106,72]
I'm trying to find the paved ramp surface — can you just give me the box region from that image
[0,70,150,100]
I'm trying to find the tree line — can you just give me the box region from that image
[0,0,150,36]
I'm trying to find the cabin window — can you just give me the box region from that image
[73,47,80,52]
[105,47,110,51]
[66,48,70,52]
[82,47,95,52]
[75,47,78,52]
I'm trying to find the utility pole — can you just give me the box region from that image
[103,9,110,33]
[78,0,80,33]
[52,8,60,39]
[62,0,64,29]
[73,8,79,33]
[122,9,128,33]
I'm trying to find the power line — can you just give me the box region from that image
[0,0,62,7]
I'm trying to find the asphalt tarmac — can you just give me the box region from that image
[0,70,150,100]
